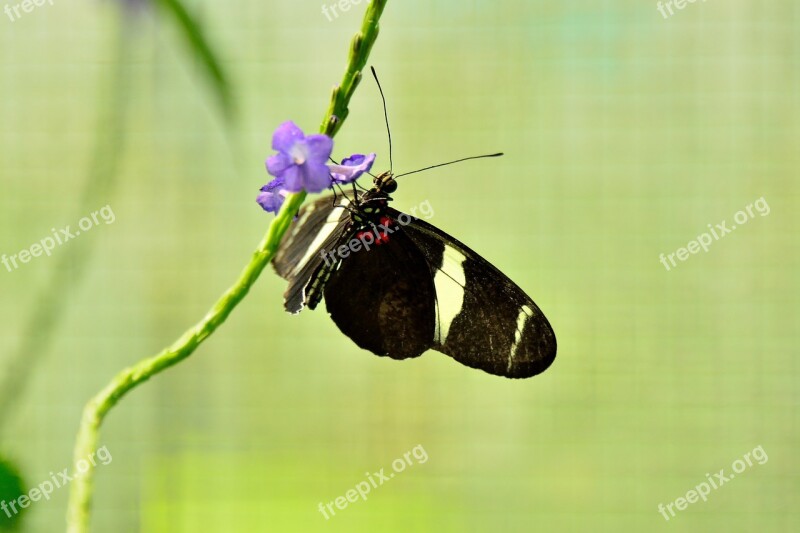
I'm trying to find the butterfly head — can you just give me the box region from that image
[373,170,397,194]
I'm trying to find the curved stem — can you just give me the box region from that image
[65,1,387,531]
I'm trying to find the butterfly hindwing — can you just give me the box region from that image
[389,208,557,378]
[323,227,436,360]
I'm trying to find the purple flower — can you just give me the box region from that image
[329,153,377,184]
[257,122,379,215]
[256,177,289,214]
[266,121,333,193]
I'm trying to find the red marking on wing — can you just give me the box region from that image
[354,216,396,246]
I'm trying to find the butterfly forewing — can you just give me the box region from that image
[273,195,352,313]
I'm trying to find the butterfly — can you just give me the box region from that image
[272,69,556,379]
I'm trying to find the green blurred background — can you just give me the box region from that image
[1,0,798,531]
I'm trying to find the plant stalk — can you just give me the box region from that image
[65,1,387,531]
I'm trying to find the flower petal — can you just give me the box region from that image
[329,152,377,185]
[263,121,337,195]
[271,121,305,153]
[257,191,283,213]
[266,153,293,177]
[341,153,368,167]
[261,176,286,192]
[304,134,334,164]
[281,165,304,192]
[256,177,288,213]
[301,161,334,193]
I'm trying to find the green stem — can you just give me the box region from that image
[65,1,387,532]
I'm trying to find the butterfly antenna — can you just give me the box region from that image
[395,152,504,179]
[370,66,393,173]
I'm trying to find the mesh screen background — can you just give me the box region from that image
[0,1,797,531]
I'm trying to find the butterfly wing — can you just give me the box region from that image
[323,228,436,360]
[272,195,353,313]
[389,209,557,378]
[273,197,556,379]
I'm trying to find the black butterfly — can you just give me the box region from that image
[272,69,556,379]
